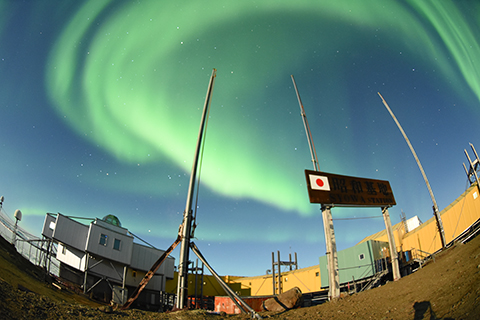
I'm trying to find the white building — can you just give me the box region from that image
[42,213,175,309]
[405,215,422,233]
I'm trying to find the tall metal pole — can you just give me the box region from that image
[291,75,339,300]
[378,92,446,248]
[272,252,276,295]
[277,251,282,294]
[176,69,217,309]
[291,75,320,172]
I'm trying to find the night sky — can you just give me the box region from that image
[1,1,479,276]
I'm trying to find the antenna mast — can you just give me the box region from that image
[291,75,320,171]
[378,92,446,249]
[176,69,217,309]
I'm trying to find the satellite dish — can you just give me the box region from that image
[14,209,22,221]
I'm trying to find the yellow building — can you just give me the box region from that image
[165,264,322,297]
[165,272,231,297]
[226,264,321,297]
[359,183,480,256]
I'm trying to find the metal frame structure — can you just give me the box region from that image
[271,251,298,295]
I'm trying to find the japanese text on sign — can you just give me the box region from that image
[305,170,396,207]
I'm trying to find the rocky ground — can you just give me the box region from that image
[1,232,479,319]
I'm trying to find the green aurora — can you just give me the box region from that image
[45,0,480,216]
[0,0,479,275]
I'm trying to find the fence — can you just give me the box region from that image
[0,207,59,276]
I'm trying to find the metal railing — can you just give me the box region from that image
[0,208,59,276]
[408,248,435,269]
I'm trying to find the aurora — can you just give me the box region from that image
[1,0,479,275]
[44,0,480,216]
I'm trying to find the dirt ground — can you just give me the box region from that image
[0,232,479,320]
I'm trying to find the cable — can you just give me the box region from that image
[127,230,156,248]
[332,215,384,221]
[191,102,212,238]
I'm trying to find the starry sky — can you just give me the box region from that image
[1,0,479,277]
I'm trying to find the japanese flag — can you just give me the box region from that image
[309,174,330,191]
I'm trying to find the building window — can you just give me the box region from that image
[49,221,56,231]
[315,272,319,277]
[62,246,67,255]
[359,253,365,260]
[113,238,121,251]
[99,234,108,246]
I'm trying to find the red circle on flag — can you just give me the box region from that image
[316,178,324,187]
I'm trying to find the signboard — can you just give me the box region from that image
[305,170,396,207]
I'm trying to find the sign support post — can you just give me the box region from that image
[322,205,340,300]
[381,207,401,281]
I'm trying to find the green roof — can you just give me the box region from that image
[102,214,122,227]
